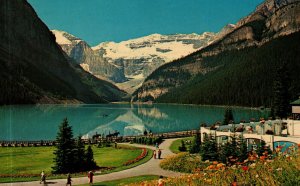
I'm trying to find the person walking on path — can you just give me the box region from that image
[40,170,46,184]
[153,150,156,159]
[88,171,94,185]
[158,149,162,159]
[158,175,164,186]
[66,173,72,186]
[155,142,159,149]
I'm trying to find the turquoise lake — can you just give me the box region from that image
[0,104,268,141]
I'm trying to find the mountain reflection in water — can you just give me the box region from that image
[0,104,267,140]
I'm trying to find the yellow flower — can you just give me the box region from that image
[205,179,212,184]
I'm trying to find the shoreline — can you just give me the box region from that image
[116,101,267,110]
[1,101,268,110]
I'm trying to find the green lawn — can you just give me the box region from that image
[0,145,152,183]
[93,146,141,168]
[169,137,194,154]
[99,146,153,174]
[79,175,159,186]
[0,147,55,175]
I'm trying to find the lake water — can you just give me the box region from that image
[0,104,268,141]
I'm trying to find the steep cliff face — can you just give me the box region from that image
[0,0,126,104]
[51,30,126,83]
[134,0,300,103]
[53,31,215,93]
[198,0,300,58]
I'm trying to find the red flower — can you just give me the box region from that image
[123,148,148,166]
[242,166,249,171]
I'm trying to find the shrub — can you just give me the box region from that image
[178,140,187,152]
[160,153,207,173]
[189,132,201,154]
[132,136,163,146]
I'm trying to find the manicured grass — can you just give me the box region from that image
[79,175,159,186]
[99,146,153,174]
[93,145,141,168]
[0,147,55,175]
[169,137,194,154]
[0,145,152,183]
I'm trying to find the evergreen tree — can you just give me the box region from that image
[256,140,272,156]
[189,132,201,154]
[223,108,234,125]
[75,136,85,172]
[269,107,275,120]
[200,134,218,161]
[218,133,240,164]
[207,136,219,161]
[86,145,97,170]
[237,138,248,162]
[272,63,290,119]
[178,140,187,152]
[230,134,238,157]
[52,118,76,174]
[200,134,210,161]
[219,142,233,164]
[143,129,148,136]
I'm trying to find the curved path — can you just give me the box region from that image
[1,138,183,186]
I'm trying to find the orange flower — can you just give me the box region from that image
[213,161,218,165]
[249,156,256,161]
[260,156,266,161]
[216,163,224,168]
[208,165,215,170]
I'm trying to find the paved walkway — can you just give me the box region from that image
[1,138,183,186]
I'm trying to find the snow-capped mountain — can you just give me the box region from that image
[52,30,215,93]
[52,30,126,82]
[92,32,215,61]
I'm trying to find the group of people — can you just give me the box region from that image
[153,143,162,159]
[153,149,162,159]
[39,170,94,185]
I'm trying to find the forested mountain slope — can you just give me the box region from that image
[133,0,300,107]
[0,0,126,104]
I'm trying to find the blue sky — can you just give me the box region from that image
[28,0,263,46]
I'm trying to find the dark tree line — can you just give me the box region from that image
[223,108,234,125]
[0,75,40,105]
[271,63,291,119]
[200,133,249,165]
[154,32,300,108]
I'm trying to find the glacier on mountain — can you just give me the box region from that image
[52,30,215,93]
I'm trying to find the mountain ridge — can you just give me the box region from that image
[53,30,216,93]
[133,0,300,106]
[0,0,126,104]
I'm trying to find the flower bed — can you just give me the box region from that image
[123,148,148,166]
[129,150,300,185]
[160,152,206,173]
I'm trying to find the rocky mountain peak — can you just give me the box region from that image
[55,31,216,93]
[51,30,81,45]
